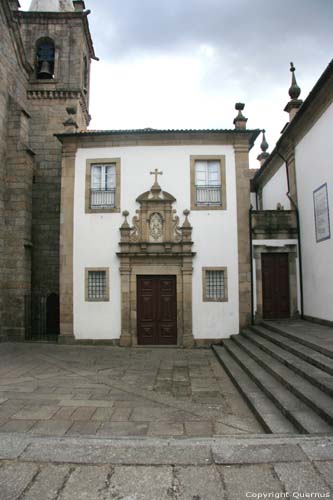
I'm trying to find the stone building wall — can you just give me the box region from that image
[17,10,93,309]
[0,0,32,340]
[0,1,94,340]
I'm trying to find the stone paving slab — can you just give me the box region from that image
[274,462,331,496]
[300,441,333,461]
[221,464,283,500]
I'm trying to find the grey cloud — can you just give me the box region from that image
[87,0,333,97]
[90,0,333,59]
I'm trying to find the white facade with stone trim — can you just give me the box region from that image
[73,144,240,340]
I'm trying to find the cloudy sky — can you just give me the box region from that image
[21,0,333,166]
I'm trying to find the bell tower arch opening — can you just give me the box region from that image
[35,37,55,79]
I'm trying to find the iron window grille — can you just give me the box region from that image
[88,271,107,300]
[205,270,225,300]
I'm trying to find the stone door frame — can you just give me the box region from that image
[254,244,298,321]
[119,257,194,347]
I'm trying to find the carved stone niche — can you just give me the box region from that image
[117,179,195,348]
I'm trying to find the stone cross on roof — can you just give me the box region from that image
[150,169,163,184]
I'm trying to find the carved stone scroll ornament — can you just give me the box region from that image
[172,209,182,243]
[130,210,140,242]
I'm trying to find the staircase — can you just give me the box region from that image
[212,321,333,434]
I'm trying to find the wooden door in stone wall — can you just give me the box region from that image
[137,276,177,345]
[262,253,290,319]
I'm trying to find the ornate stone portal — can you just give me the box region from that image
[117,174,195,347]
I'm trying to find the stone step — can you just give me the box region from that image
[249,325,333,376]
[261,321,333,360]
[232,335,333,425]
[222,340,332,434]
[241,328,333,397]
[212,346,297,434]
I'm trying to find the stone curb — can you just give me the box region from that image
[0,432,332,466]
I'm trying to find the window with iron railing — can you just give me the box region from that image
[90,164,116,208]
[195,160,221,206]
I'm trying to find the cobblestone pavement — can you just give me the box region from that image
[0,343,263,439]
[0,434,332,499]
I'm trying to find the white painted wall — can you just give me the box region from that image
[261,165,290,210]
[73,145,240,339]
[295,102,333,322]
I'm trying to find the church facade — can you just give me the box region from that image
[1,0,331,346]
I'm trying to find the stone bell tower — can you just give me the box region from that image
[16,0,97,338]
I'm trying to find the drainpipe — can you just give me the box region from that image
[249,207,255,324]
[276,151,304,319]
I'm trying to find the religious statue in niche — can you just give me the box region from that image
[149,212,163,242]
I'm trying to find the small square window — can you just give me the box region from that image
[202,267,228,302]
[85,268,109,302]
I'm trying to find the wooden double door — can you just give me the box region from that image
[262,253,290,319]
[137,275,177,345]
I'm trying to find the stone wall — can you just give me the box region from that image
[17,10,92,305]
[0,1,32,340]
[0,1,94,340]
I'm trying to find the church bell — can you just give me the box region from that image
[38,60,53,79]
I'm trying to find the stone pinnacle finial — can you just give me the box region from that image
[260,129,269,152]
[289,62,301,100]
[257,129,270,166]
[284,62,303,121]
[233,103,248,130]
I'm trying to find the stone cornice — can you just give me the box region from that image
[55,128,261,150]
[27,89,91,124]
[27,89,82,99]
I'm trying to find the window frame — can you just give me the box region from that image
[202,267,228,302]
[190,155,227,210]
[85,158,121,213]
[85,268,110,302]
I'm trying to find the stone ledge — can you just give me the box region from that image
[0,433,331,465]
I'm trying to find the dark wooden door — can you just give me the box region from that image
[137,276,177,345]
[262,253,290,319]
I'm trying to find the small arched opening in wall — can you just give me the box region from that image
[35,37,55,80]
